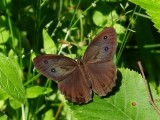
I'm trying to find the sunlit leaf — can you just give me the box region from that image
[0,53,26,103]
[69,68,160,120]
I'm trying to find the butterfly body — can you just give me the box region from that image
[33,27,117,104]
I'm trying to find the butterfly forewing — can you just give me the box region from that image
[83,27,116,63]
[33,55,77,81]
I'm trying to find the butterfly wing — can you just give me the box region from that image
[33,55,92,103]
[33,55,77,81]
[83,27,116,63]
[58,67,92,103]
[86,61,116,96]
[83,27,117,96]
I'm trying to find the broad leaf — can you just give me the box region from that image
[129,0,160,32]
[26,85,53,98]
[69,68,160,120]
[0,53,26,103]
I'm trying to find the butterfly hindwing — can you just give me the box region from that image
[86,61,117,96]
[58,67,92,103]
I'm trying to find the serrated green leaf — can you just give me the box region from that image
[69,68,160,120]
[43,29,57,54]
[26,85,53,98]
[129,0,160,32]
[0,53,26,103]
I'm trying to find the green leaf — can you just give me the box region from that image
[0,53,26,103]
[92,11,107,27]
[77,46,87,57]
[43,29,57,54]
[0,115,8,120]
[44,109,54,120]
[9,98,21,109]
[26,85,53,98]
[129,0,160,32]
[69,68,160,120]
[0,89,9,100]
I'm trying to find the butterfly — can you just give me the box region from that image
[33,27,117,104]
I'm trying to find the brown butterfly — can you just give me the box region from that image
[33,27,117,104]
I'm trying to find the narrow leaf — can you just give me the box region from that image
[43,29,57,54]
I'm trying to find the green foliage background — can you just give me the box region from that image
[0,0,160,119]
